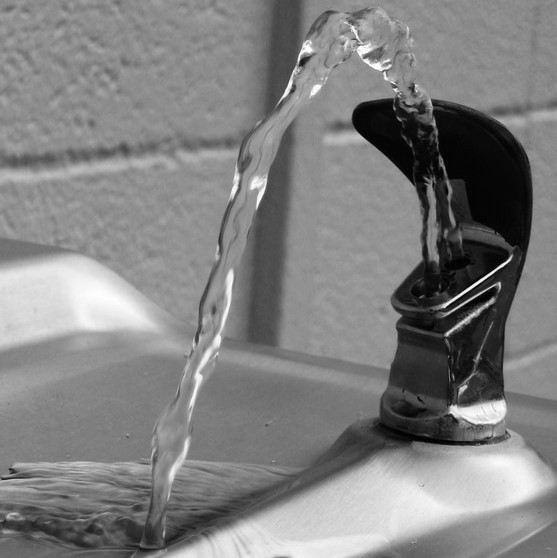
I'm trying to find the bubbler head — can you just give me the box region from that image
[353,99,532,443]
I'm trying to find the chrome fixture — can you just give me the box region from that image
[353,99,532,442]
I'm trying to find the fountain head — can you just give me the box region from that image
[353,99,533,442]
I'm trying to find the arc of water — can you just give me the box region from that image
[141,7,463,549]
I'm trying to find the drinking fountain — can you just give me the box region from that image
[0,98,556,557]
[139,100,554,557]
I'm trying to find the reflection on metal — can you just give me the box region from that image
[150,421,557,558]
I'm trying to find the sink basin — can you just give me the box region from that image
[0,238,556,557]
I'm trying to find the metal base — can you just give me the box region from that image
[151,420,557,558]
[380,385,508,443]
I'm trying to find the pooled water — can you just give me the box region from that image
[0,460,297,550]
[0,6,463,553]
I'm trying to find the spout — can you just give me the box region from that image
[383,223,521,441]
[353,99,532,442]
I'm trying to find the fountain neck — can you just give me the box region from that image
[381,223,521,442]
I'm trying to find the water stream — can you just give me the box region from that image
[141,7,462,549]
[0,6,462,553]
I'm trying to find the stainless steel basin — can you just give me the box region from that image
[0,238,556,557]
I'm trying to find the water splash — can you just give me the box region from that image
[141,7,463,548]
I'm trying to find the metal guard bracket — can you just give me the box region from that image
[381,224,522,442]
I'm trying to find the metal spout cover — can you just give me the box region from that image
[353,99,533,442]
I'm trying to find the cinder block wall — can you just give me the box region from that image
[1,1,556,398]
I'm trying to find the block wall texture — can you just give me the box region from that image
[1,1,556,399]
